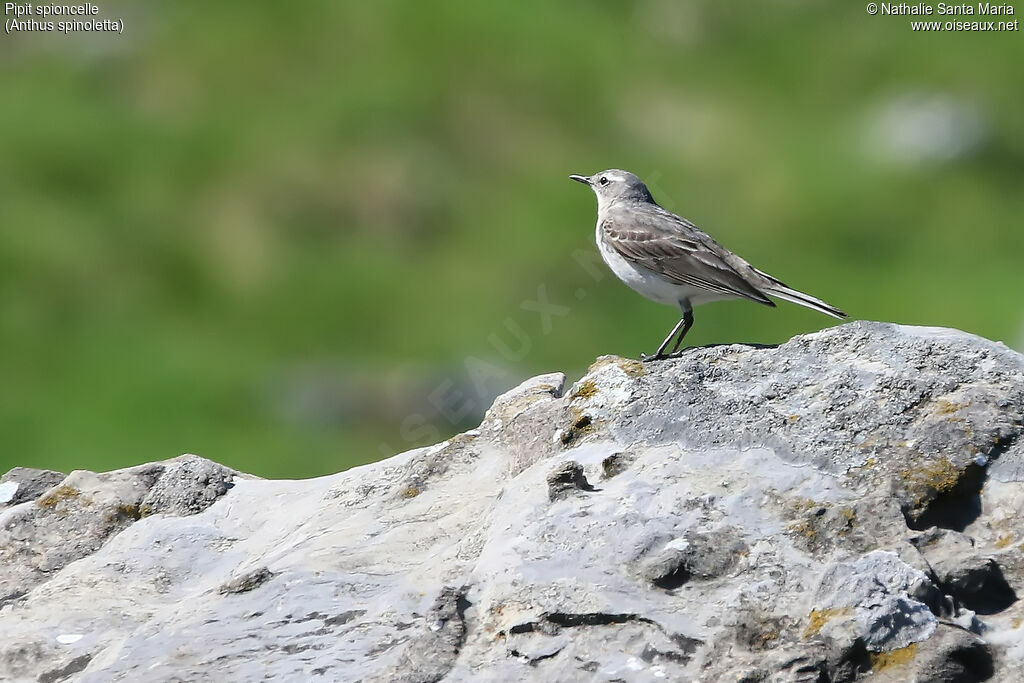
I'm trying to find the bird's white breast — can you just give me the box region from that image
[595,223,690,306]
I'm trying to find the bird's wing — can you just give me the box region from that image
[601,213,775,306]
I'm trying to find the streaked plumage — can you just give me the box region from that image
[570,169,846,360]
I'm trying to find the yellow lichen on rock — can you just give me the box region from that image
[586,355,645,379]
[36,484,81,509]
[802,607,850,638]
[933,399,966,417]
[617,358,646,378]
[901,457,963,506]
[560,406,597,445]
[869,643,917,671]
[571,380,599,400]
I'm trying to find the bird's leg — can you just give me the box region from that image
[642,316,688,362]
[666,307,694,356]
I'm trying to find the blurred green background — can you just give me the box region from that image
[2,2,1022,479]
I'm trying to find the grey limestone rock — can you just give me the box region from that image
[0,468,66,508]
[912,528,1017,616]
[0,321,1022,682]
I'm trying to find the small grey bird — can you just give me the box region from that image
[570,169,846,360]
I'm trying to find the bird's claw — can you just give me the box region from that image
[640,349,687,362]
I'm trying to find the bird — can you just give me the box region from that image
[570,169,846,361]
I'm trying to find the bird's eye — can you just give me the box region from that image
[599,176,609,186]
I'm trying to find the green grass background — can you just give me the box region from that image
[2,1,1021,478]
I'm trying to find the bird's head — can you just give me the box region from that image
[569,169,654,209]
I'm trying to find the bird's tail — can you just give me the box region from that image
[763,283,847,319]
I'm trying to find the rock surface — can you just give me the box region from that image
[1,321,1022,682]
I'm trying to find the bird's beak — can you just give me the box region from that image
[569,174,591,186]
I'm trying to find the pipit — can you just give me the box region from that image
[570,169,846,360]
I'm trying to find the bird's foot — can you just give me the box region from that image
[640,349,689,362]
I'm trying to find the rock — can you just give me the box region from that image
[813,550,939,652]
[912,529,1017,615]
[373,586,470,683]
[218,566,275,595]
[0,455,236,611]
[139,455,236,516]
[633,530,747,590]
[0,467,66,507]
[546,461,596,501]
[912,624,994,683]
[0,321,1022,681]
